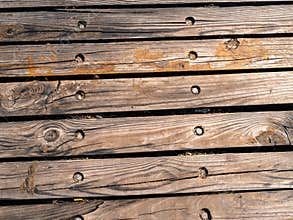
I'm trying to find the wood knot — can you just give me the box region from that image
[44,129,60,142]
[225,38,240,50]
[39,125,65,153]
[1,24,24,38]
[255,128,289,145]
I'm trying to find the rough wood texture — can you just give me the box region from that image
[0,200,103,220]
[1,38,293,77]
[2,191,293,219]
[0,111,292,158]
[0,0,291,8]
[0,5,292,42]
[2,152,293,199]
[1,71,293,117]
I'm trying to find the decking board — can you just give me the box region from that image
[0,111,292,158]
[1,71,293,117]
[0,5,292,42]
[1,37,293,77]
[1,152,293,199]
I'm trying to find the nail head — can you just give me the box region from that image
[75,90,86,100]
[199,208,212,220]
[188,51,198,60]
[75,130,85,140]
[199,167,208,179]
[185,17,196,26]
[77,20,87,29]
[191,85,201,95]
[194,126,204,136]
[73,172,84,182]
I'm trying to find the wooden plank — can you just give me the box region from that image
[0,71,293,117]
[0,5,292,42]
[0,0,291,8]
[1,37,293,77]
[1,151,293,199]
[0,200,103,220]
[2,191,293,220]
[0,111,292,158]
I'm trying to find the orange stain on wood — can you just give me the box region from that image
[134,49,164,62]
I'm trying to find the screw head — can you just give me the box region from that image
[188,51,198,60]
[191,85,201,95]
[73,172,84,182]
[44,129,60,142]
[75,130,85,140]
[75,90,86,100]
[77,20,87,30]
[185,17,196,26]
[199,208,212,220]
[194,126,204,136]
[198,167,208,179]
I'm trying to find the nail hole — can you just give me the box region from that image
[77,20,87,29]
[75,130,85,140]
[75,53,85,63]
[188,51,198,60]
[199,208,212,220]
[75,90,86,100]
[44,129,60,142]
[191,85,201,95]
[185,17,196,26]
[198,167,208,179]
[194,126,204,136]
[73,172,84,182]
[6,28,15,36]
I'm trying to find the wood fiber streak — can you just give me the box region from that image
[0,38,292,77]
[2,191,293,219]
[0,0,291,8]
[2,152,293,199]
[0,111,292,158]
[0,72,293,116]
[0,5,292,41]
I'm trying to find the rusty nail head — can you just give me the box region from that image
[199,167,208,179]
[73,172,84,182]
[199,208,212,220]
[194,126,204,136]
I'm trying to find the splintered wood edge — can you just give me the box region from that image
[1,191,292,220]
[1,151,293,199]
[0,111,292,158]
[0,38,292,77]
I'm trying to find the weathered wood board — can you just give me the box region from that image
[1,71,293,117]
[2,191,293,220]
[1,5,292,42]
[1,37,292,77]
[0,111,292,158]
[1,152,293,199]
[0,0,291,8]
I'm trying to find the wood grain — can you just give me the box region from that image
[0,0,291,8]
[1,37,293,77]
[0,200,103,220]
[2,152,293,199]
[0,5,292,42]
[2,191,292,220]
[1,71,293,117]
[0,111,292,158]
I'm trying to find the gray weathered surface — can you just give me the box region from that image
[1,72,293,117]
[1,5,293,42]
[1,152,293,199]
[0,111,292,158]
[0,38,292,77]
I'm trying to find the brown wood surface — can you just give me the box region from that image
[0,200,103,220]
[0,111,292,158]
[0,0,291,8]
[1,191,293,219]
[1,38,292,77]
[0,5,292,42]
[1,71,293,117]
[2,152,293,199]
